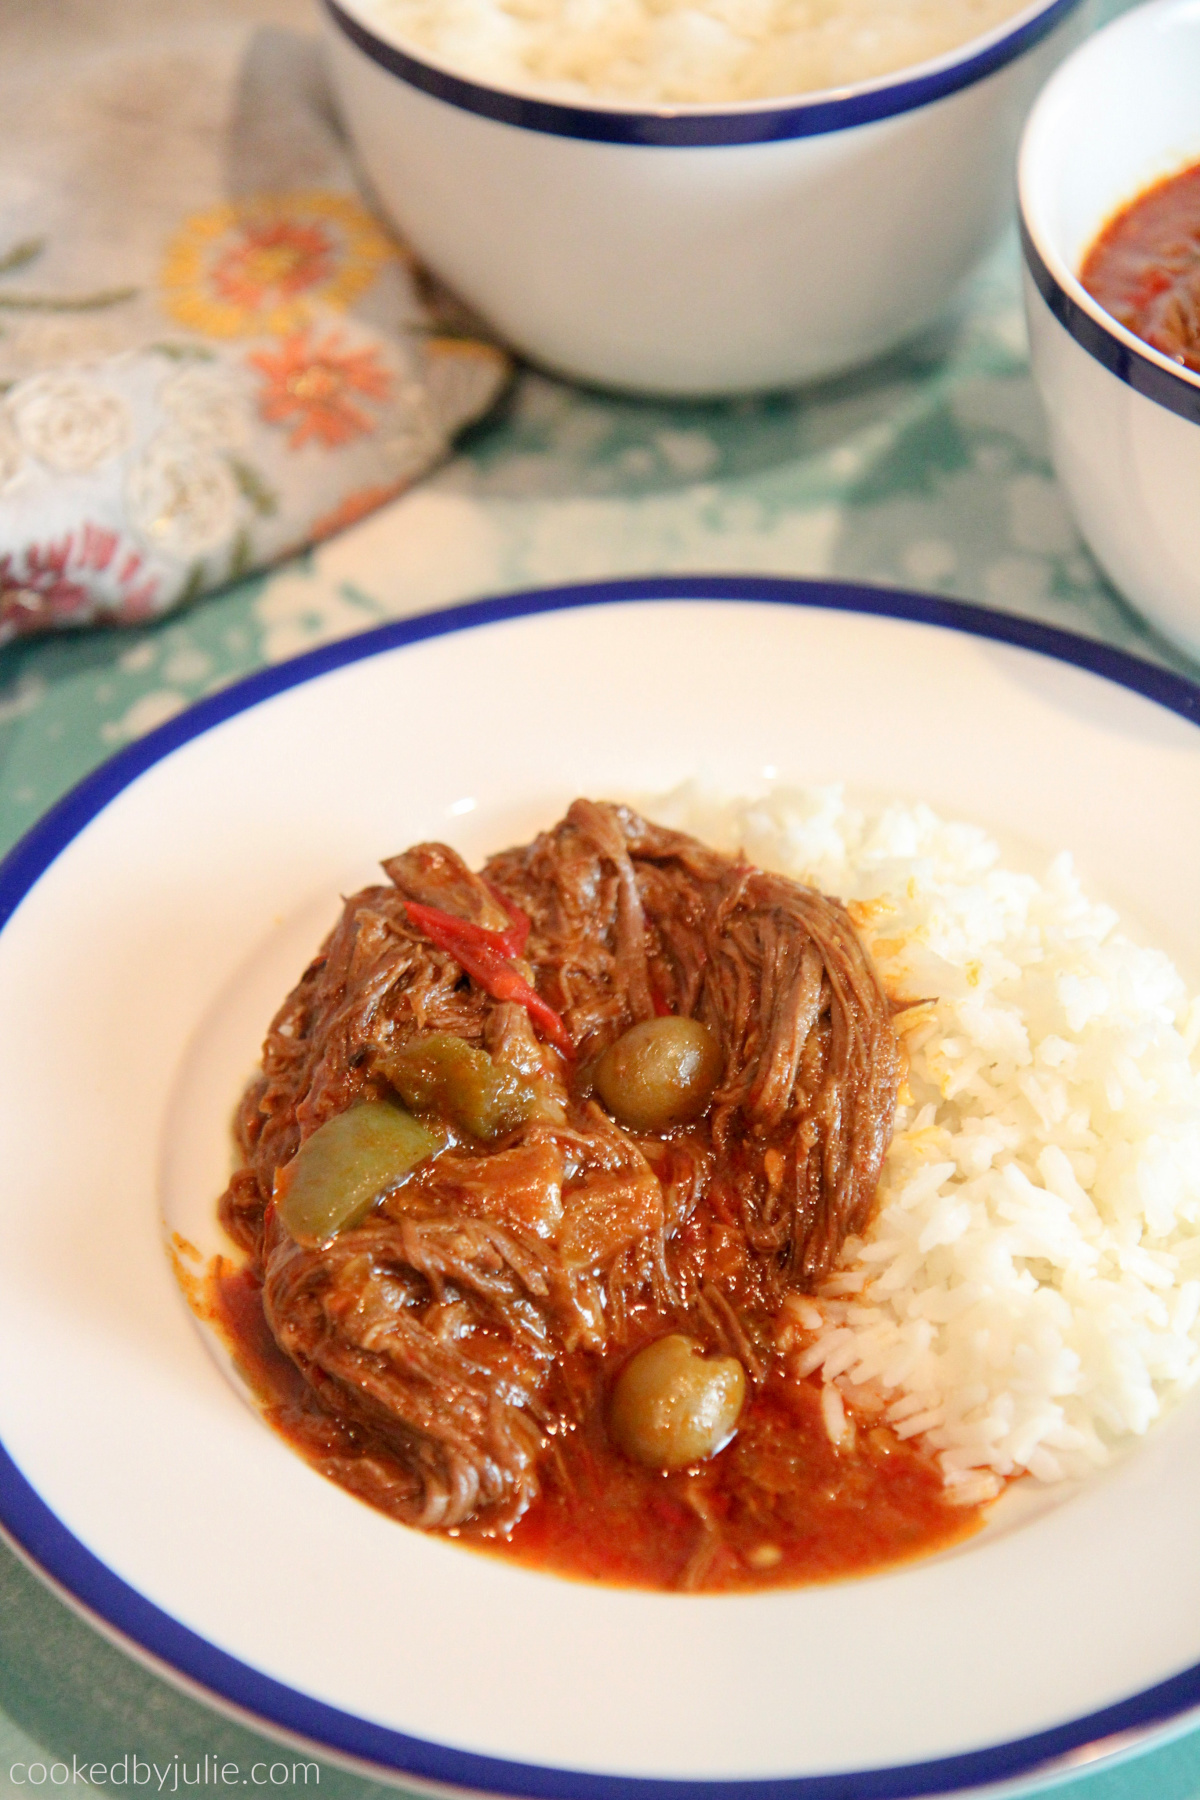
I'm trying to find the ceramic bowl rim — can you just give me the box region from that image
[325,0,1085,145]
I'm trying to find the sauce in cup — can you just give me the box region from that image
[1081,160,1200,373]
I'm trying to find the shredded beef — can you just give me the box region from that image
[220,800,901,1534]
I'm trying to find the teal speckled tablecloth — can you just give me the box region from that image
[2,2,1200,1794]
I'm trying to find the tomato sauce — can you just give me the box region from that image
[209,1264,984,1593]
[1080,160,1200,372]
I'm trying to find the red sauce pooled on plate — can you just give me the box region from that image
[1080,160,1200,372]
[209,1265,983,1593]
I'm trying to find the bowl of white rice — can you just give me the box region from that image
[324,0,1089,394]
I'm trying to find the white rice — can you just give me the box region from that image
[368,0,1032,106]
[649,783,1200,1503]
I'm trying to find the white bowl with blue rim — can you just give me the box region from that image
[1019,0,1200,661]
[324,0,1087,396]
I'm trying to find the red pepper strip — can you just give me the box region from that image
[403,899,510,959]
[404,900,573,1057]
[483,880,531,959]
[400,889,529,961]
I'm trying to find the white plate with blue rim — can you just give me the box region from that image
[1,576,1200,1799]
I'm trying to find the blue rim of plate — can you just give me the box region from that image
[2,574,1200,1798]
[1019,214,1200,429]
[324,0,1085,145]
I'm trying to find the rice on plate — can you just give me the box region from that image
[650,781,1200,1511]
[366,0,1036,105]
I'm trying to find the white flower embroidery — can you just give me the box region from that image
[126,433,240,560]
[159,365,251,450]
[8,372,132,473]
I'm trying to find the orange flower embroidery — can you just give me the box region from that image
[311,482,405,540]
[248,331,392,450]
[161,192,398,339]
[211,219,337,312]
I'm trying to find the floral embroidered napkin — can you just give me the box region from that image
[0,24,509,643]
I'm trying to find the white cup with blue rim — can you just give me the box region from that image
[325,0,1087,396]
[1019,0,1200,660]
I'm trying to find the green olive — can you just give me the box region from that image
[609,1334,745,1471]
[594,1017,721,1133]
